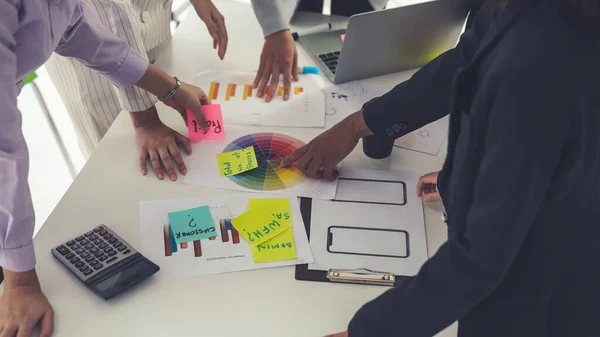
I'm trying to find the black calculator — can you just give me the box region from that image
[52,225,159,300]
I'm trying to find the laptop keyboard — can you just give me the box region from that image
[319,51,341,74]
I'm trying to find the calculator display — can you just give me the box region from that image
[94,259,154,292]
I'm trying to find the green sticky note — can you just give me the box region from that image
[167,206,216,244]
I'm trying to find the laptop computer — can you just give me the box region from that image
[299,0,469,83]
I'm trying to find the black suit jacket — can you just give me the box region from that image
[350,1,600,336]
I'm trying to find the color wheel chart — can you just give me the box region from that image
[222,133,307,191]
[208,82,304,101]
[163,219,240,257]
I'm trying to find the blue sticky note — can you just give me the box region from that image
[168,206,216,244]
[169,225,178,252]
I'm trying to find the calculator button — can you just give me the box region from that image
[123,249,131,255]
[56,245,70,255]
[80,252,91,258]
[66,240,76,246]
[98,255,108,261]
[71,244,81,250]
[94,226,104,233]
[107,251,117,257]
[93,264,103,270]
[84,243,94,250]
[79,265,89,272]
[99,243,108,249]
[94,252,104,258]
[75,236,85,242]
[98,229,107,236]
[69,257,81,264]
[85,231,94,237]
[80,239,89,245]
[65,253,75,260]
[116,246,126,252]
[74,261,85,268]
[83,269,93,276]
[108,238,118,244]
[103,247,113,254]
[113,241,122,248]
[93,239,103,245]
[89,235,99,241]
[103,234,113,240]
[75,248,85,255]
[334,51,340,55]
[89,260,99,266]
[90,247,99,254]
[85,256,96,263]
[106,257,118,264]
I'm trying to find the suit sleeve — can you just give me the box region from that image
[361,8,486,139]
[250,0,290,38]
[54,0,148,89]
[348,72,571,336]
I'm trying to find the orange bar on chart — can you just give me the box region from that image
[209,82,220,101]
[260,86,270,99]
[225,83,233,101]
[243,85,252,100]
[294,87,303,95]
[230,84,237,97]
[277,86,284,96]
[180,242,188,249]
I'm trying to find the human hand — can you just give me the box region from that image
[0,270,54,337]
[325,331,348,337]
[131,107,191,181]
[253,30,298,102]
[282,111,373,180]
[162,81,210,129]
[191,0,228,59]
[417,171,441,202]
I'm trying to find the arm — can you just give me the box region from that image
[361,6,488,139]
[347,72,571,336]
[250,0,289,38]
[0,0,35,275]
[250,0,297,101]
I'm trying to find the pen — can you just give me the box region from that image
[291,23,332,41]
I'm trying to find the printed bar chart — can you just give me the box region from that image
[163,220,239,258]
[210,82,303,101]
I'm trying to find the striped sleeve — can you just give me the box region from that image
[82,0,157,112]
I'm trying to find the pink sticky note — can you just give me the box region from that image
[187,104,225,141]
[341,34,346,42]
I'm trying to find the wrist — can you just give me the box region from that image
[343,110,373,140]
[3,269,41,289]
[135,65,176,99]
[130,106,160,128]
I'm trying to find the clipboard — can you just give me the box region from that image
[294,168,429,287]
[296,197,407,287]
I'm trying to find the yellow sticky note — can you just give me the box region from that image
[251,228,296,262]
[231,207,291,246]
[216,146,258,177]
[248,198,292,226]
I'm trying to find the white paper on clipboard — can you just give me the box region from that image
[307,167,429,276]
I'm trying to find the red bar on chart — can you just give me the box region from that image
[230,84,236,97]
[193,240,202,257]
[209,236,217,241]
[247,85,253,98]
[220,220,230,242]
[209,82,220,101]
[163,224,172,257]
[231,227,240,244]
